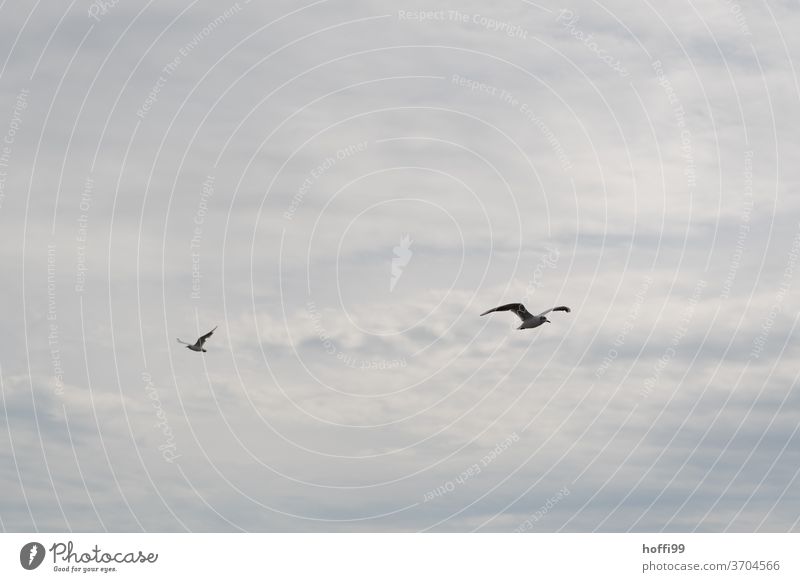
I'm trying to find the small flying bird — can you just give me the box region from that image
[480,303,571,330]
[177,326,218,352]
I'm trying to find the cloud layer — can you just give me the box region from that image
[1,0,799,532]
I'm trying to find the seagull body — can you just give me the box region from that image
[177,326,217,352]
[480,303,571,330]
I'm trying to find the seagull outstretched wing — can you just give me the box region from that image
[196,326,218,347]
[480,303,534,322]
[538,305,571,316]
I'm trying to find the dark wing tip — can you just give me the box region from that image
[481,303,528,317]
[198,326,218,342]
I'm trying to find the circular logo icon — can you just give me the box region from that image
[20,542,46,570]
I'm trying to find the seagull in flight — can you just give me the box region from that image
[480,303,571,330]
[177,326,218,352]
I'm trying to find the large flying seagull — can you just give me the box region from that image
[177,326,218,352]
[480,304,571,330]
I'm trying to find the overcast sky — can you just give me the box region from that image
[1,0,799,532]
